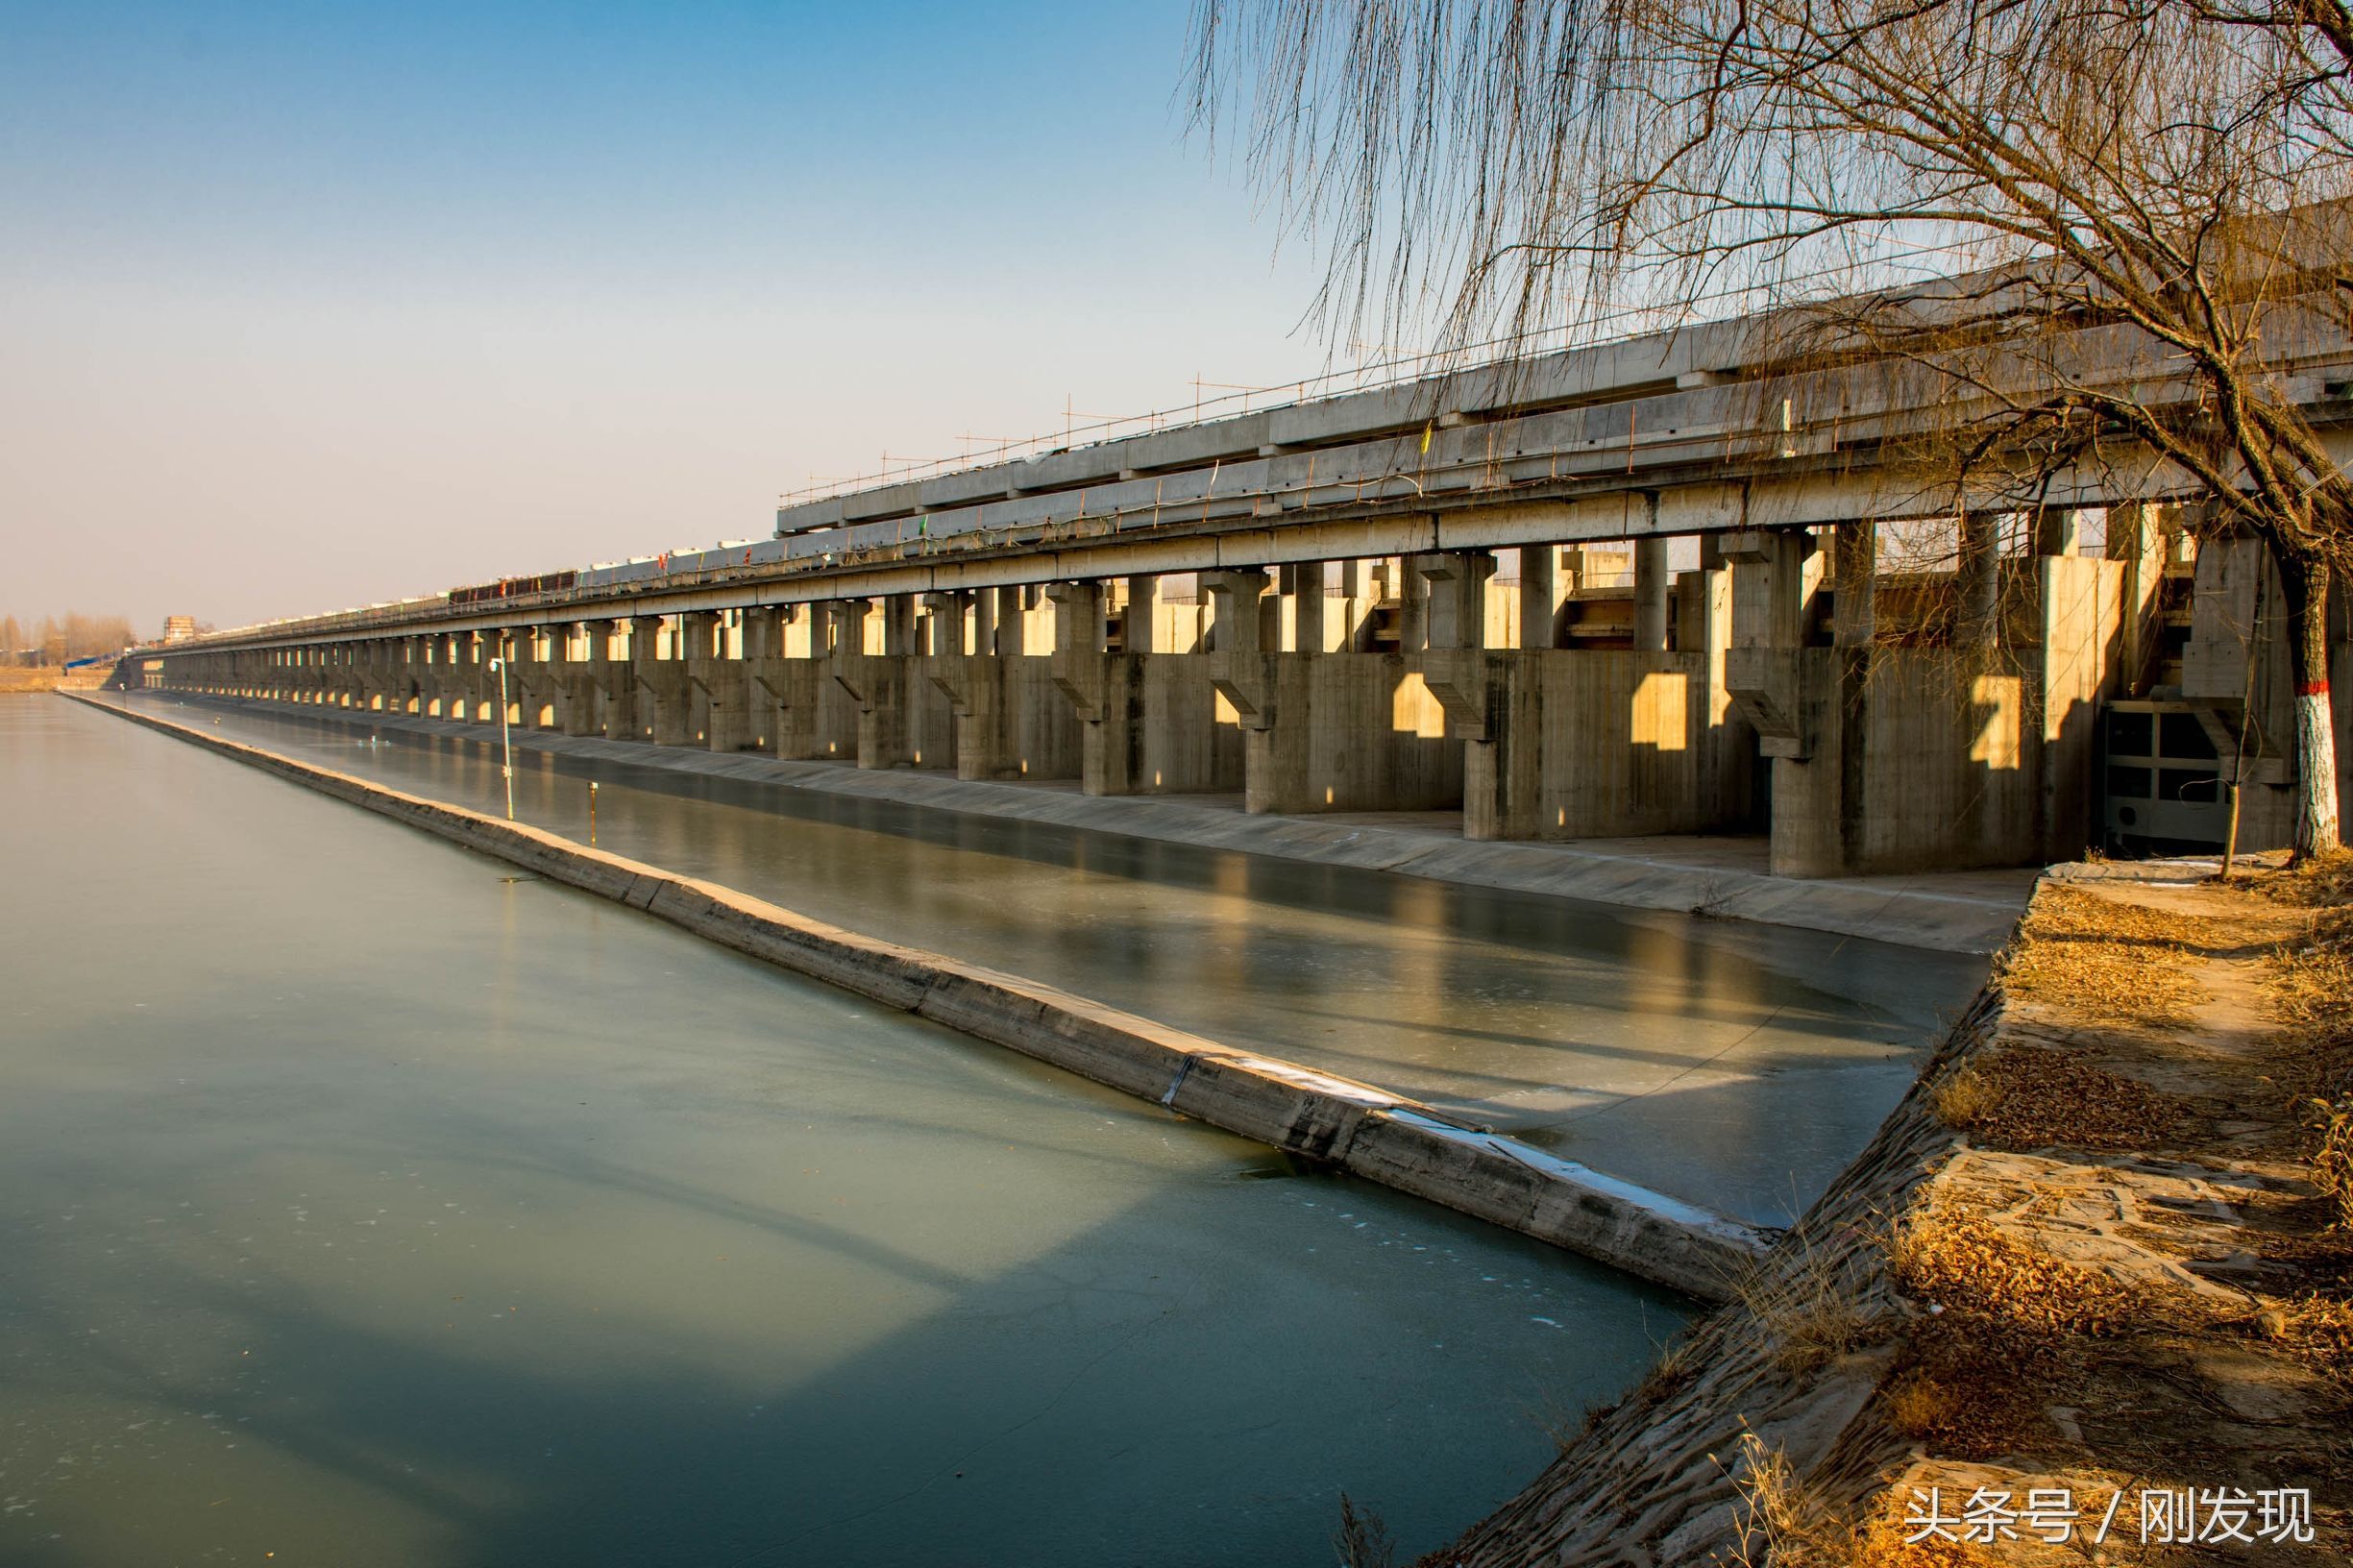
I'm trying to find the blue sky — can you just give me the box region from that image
[0,2,1336,631]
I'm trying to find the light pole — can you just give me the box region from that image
[488,651,515,821]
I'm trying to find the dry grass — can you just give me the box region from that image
[2255,849,2353,909]
[1879,1373,1965,1442]
[1335,1494,1395,1568]
[2000,886,2214,1029]
[1929,1065,1999,1129]
[2310,1096,2353,1230]
[2260,1292,2353,1384]
[0,668,61,694]
[1729,1433,1995,1568]
[2273,923,2353,1092]
[2257,861,2353,1243]
[1737,1236,1884,1379]
[1928,1045,2193,1151]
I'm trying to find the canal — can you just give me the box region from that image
[2,696,1685,1566]
[120,692,1992,1226]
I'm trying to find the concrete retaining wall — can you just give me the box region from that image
[72,692,1769,1303]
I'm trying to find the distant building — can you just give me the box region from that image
[162,616,197,644]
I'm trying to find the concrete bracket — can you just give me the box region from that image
[1209,653,1275,732]
[830,656,873,709]
[750,665,793,706]
[925,658,974,715]
[1049,651,1109,723]
[1726,647,1807,759]
[1420,649,1492,742]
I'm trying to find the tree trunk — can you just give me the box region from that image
[2276,548,2342,859]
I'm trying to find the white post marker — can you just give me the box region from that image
[489,653,515,821]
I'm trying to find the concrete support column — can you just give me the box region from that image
[677,609,726,749]
[2106,502,2164,698]
[1045,578,1119,780]
[993,585,1027,657]
[584,620,626,740]
[1204,569,1272,656]
[1122,575,1158,654]
[1632,537,1671,652]
[1722,528,1840,874]
[399,635,425,714]
[1519,546,1561,650]
[1335,560,1378,651]
[968,589,997,660]
[651,614,699,746]
[505,627,545,727]
[1280,563,1326,653]
[1199,568,1286,809]
[491,628,523,726]
[389,636,416,712]
[1834,520,1877,649]
[919,590,1007,779]
[450,632,479,719]
[1722,528,1822,761]
[738,606,787,751]
[2036,537,2127,863]
[1048,581,1105,663]
[923,593,968,658]
[1395,557,1429,650]
[626,615,664,742]
[552,624,589,736]
[839,596,915,769]
[1958,511,2002,652]
[1413,551,1496,652]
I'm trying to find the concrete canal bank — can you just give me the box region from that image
[72,692,1768,1300]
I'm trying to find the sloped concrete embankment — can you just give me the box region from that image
[72,693,1766,1303]
[1438,988,2004,1565]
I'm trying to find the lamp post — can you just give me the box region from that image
[487,651,515,821]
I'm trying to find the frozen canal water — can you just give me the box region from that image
[126,692,1992,1226]
[1,697,1687,1566]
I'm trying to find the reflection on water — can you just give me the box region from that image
[1,698,1681,1566]
[134,694,1989,1225]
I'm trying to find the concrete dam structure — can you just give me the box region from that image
[124,295,2353,877]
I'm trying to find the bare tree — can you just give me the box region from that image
[1193,0,2353,855]
[14,611,137,665]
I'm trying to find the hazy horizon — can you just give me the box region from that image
[0,2,1339,635]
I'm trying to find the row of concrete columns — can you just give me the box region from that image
[148,518,2161,875]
